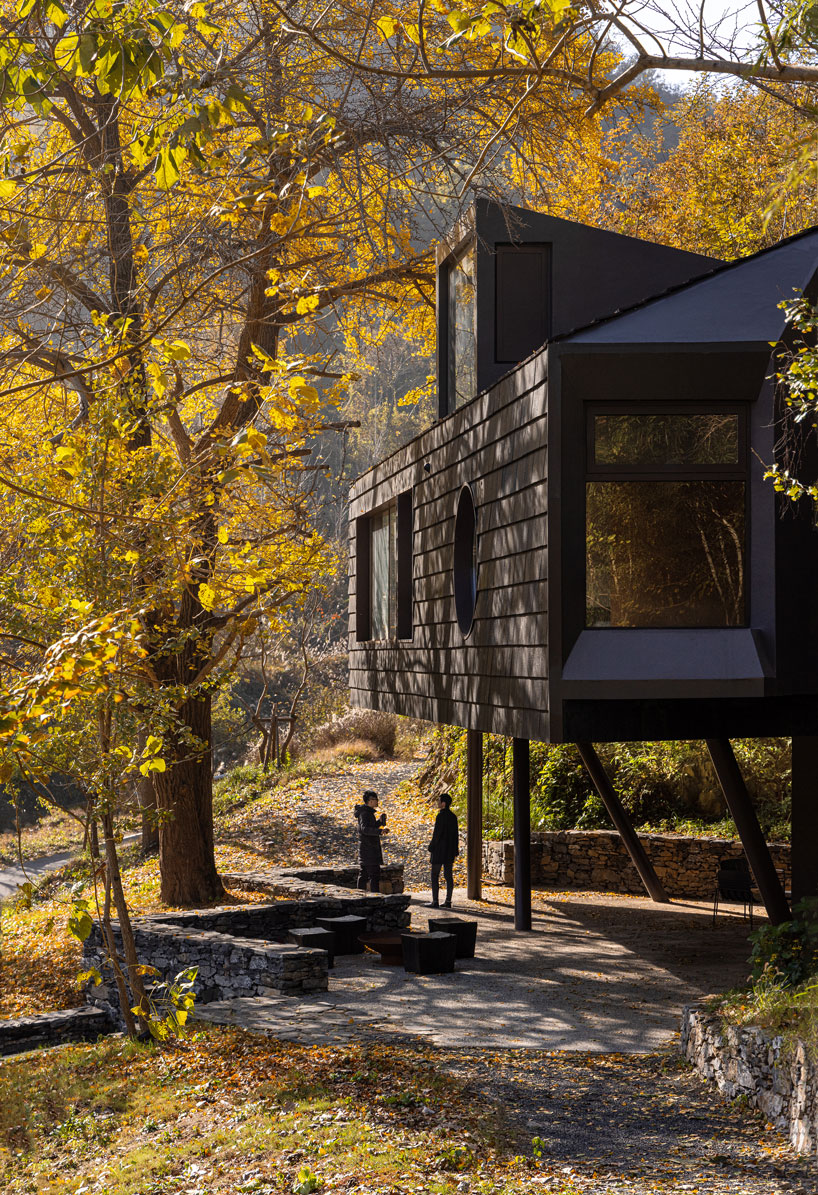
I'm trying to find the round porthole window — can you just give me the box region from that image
[453,485,478,636]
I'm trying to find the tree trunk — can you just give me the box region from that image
[101,809,149,1029]
[152,691,225,906]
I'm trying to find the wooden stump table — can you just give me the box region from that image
[428,917,478,959]
[316,915,367,955]
[288,926,336,967]
[401,931,457,975]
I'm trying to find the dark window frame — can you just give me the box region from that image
[586,402,747,480]
[438,235,476,419]
[453,484,478,638]
[584,402,750,630]
[355,489,414,644]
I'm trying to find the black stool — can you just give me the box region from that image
[428,917,477,959]
[316,915,367,954]
[288,927,336,967]
[401,931,456,975]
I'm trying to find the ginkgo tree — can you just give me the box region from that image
[0,0,643,905]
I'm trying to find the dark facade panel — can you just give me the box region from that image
[348,351,549,736]
[495,243,551,362]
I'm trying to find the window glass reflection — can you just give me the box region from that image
[370,505,396,639]
[594,413,739,467]
[586,481,746,627]
[448,246,476,410]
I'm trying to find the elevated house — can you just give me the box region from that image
[348,199,818,927]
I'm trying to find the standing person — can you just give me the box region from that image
[354,789,387,893]
[426,792,459,909]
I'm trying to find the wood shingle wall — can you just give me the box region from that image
[348,351,549,739]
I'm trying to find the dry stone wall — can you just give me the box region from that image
[682,1004,818,1155]
[484,831,790,898]
[83,872,411,1028]
[0,1007,112,1056]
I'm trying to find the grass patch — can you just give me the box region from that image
[0,1026,579,1195]
[713,976,818,1057]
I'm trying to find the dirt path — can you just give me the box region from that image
[221,754,464,888]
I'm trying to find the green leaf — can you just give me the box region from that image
[155,145,183,189]
[67,908,93,942]
[44,0,68,28]
[77,966,103,987]
[139,757,166,775]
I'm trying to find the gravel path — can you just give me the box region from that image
[209,755,818,1189]
[446,1047,818,1195]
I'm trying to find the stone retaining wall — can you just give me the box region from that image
[84,923,329,1027]
[0,1007,112,1056]
[268,863,404,895]
[484,831,790,898]
[682,1004,818,1154]
[225,863,405,897]
[83,873,411,1028]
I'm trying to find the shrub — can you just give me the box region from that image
[310,710,397,756]
[749,897,818,986]
[430,726,792,841]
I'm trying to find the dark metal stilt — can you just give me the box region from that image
[466,729,483,901]
[513,737,532,931]
[576,742,670,904]
[791,737,818,903]
[706,738,791,925]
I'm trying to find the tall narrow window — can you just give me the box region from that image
[359,491,413,641]
[447,244,476,411]
[396,490,413,640]
[370,504,396,640]
[585,410,747,628]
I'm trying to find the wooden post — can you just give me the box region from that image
[512,737,532,931]
[466,729,483,900]
[791,737,818,903]
[706,738,791,925]
[576,742,670,904]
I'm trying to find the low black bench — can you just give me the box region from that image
[288,926,336,967]
[401,931,456,975]
[428,917,477,959]
[316,914,367,954]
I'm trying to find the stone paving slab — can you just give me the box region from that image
[194,886,757,1051]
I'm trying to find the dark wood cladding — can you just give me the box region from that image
[349,353,548,739]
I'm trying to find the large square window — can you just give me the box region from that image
[586,410,746,628]
[447,244,476,411]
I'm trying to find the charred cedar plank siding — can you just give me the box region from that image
[349,353,548,739]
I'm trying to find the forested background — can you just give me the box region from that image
[2,2,814,868]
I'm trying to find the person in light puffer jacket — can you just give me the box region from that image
[354,789,387,893]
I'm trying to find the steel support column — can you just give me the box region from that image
[466,729,483,901]
[706,739,791,925]
[576,742,670,904]
[791,737,818,903]
[513,737,532,931]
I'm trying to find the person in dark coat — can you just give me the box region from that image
[426,792,459,908]
[354,789,387,893]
